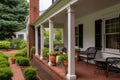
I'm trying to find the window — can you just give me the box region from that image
[75,24,83,48]
[18,34,24,39]
[105,17,120,49]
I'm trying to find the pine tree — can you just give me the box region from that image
[0,0,28,40]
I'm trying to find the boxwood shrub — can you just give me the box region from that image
[0,61,9,67]
[16,57,29,66]
[0,50,3,54]
[0,41,10,49]
[0,57,8,62]
[0,64,9,68]
[0,53,8,60]
[14,47,27,57]
[11,39,26,49]
[23,67,37,80]
[0,67,13,80]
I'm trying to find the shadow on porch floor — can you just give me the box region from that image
[30,55,120,80]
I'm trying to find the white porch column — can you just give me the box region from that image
[48,19,54,65]
[40,25,44,59]
[66,6,76,80]
[35,27,39,55]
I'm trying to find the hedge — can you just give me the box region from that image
[11,39,26,49]
[0,67,13,80]
[0,53,8,60]
[23,67,37,80]
[16,56,29,66]
[0,61,9,67]
[0,57,8,62]
[15,47,27,57]
[0,41,10,49]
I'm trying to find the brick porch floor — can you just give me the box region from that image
[31,55,120,80]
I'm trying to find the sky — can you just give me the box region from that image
[27,0,52,11]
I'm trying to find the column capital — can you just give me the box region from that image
[35,27,38,30]
[49,18,54,24]
[67,6,74,13]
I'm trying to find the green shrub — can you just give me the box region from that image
[16,57,29,66]
[0,41,10,49]
[0,67,13,80]
[58,54,68,63]
[15,53,25,57]
[23,67,37,80]
[12,39,26,49]
[42,47,49,59]
[0,50,3,54]
[15,47,27,57]
[0,53,8,60]
[16,56,22,64]
[0,61,9,67]
[0,64,9,68]
[30,46,35,59]
[0,57,8,62]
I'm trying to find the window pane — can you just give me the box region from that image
[105,17,120,49]
[105,20,110,24]
[106,34,119,49]
[18,34,24,39]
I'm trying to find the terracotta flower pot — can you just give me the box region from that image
[50,55,56,66]
[11,58,15,64]
[63,60,68,67]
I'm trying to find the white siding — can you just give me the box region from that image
[76,3,120,51]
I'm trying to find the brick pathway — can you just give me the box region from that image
[3,49,25,80]
[9,58,25,80]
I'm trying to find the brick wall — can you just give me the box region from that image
[27,0,39,57]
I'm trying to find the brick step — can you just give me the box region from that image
[30,56,65,80]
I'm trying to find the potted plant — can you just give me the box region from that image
[48,51,57,66]
[58,53,68,67]
[11,56,16,64]
[75,47,80,61]
[42,47,49,59]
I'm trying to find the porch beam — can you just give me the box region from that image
[67,6,76,80]
[48,19,54,66]
[35,27,39,55]
[40,25,44,59]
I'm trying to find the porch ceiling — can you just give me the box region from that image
[73,0,120,18]
[40,0,120,27]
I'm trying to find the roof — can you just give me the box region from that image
[15,29,26,33]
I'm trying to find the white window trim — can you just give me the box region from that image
[102,12,120,54]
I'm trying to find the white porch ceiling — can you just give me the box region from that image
[43,0,120,27]
[74,0,120,18]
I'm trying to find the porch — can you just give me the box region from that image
[30,55,120,80]
[32,0,120,79]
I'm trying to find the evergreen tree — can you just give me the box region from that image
[0,0,28,40]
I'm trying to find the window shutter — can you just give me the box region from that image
[79,24,83,48]
[95,19,102,50]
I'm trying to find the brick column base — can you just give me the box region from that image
[27,25,35,58]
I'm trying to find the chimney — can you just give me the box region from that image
[29,0,39,24]
[27,0,39,57]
